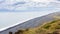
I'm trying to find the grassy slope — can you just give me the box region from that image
[15,19,60,34]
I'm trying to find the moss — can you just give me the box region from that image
[42,23,51,29]
[56,25,60,29]
[44,25,51,29]
[50,20,57,24]
[50,19,60,24]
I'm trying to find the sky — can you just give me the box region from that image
[0,0,60,12]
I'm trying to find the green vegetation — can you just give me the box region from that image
[14,19,60,34]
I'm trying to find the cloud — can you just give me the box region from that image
[0,0,60,11]
[30,0,54,2]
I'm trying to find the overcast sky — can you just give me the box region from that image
[0,0,60,12]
